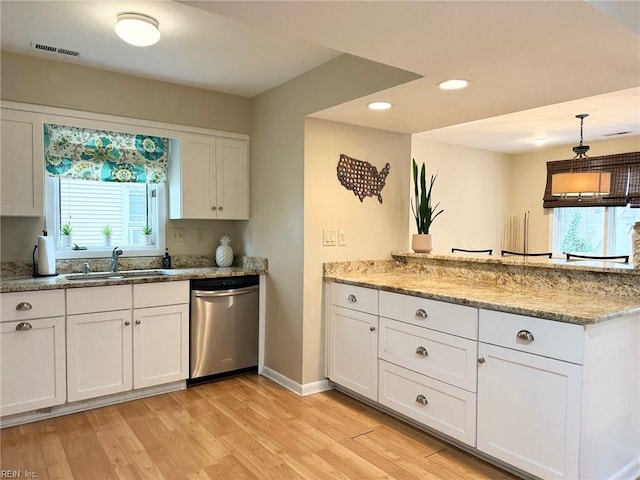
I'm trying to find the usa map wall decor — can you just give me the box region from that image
[337,154,390,203]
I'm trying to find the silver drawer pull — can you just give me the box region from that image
[16,322,33,331]
[135,320,141,325]
[415,308,428,319]
[16,302,33,311]
[347,294,357,303]
[516,330,535,344]
[415,346,428,357]
[415,394,428,405]
[477,357,486,364]
[369,325,376,332]
[124,321,131,326]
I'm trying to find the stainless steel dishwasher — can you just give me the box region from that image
[189,275,259,385]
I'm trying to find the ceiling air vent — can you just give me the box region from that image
[31,42,81,58]
[602,131,632,137]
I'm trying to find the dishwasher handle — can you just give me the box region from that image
[191,285,259,298]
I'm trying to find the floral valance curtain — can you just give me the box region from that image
[44,124,168,183]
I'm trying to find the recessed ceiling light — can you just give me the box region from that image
[534,138,547,147]
[115,12,161,47]
[367,101,392,110]
[438,79,469,90]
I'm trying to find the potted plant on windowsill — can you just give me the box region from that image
[142,225,153,245]
[411,158,443,253]
[103,225,112,246]
[61,222,72,247]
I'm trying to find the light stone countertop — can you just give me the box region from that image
[324,268,640,326]
[1,266,264,293]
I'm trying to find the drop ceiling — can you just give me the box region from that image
[1,1,638,154]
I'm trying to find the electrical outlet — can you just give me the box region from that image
[338,229,347,246]
[196,228,205,241]
[323,229,337,246]
[170,228,185,242]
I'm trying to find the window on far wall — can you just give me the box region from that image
[552,206,640,256]
[43,121,168,259]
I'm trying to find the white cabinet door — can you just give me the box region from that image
[133,304,189,389]
[216,138,249,219]
[0,108,44,216]
[477,343,582,480]
[67,310,133,402]
[169,134,249,220]
[0,317,66,416]
[329,305,378,401]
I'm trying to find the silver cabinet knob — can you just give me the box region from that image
[211,206,217,211]
[124,320,131,326]
[16,302,33,311]
[347,294,357,303]
[415,394,428,405]
[15,322,33,331]
[135,320,141,325]
[477,357,486,364]
[218,206,223,211]
[369,325,376,332]
[415,308,428,320]
[516,330,535,344]
[415,346,428,357]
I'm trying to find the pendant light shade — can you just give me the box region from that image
[115,13,160,47]
[551,114,611,198]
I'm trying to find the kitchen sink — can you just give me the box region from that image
[65,269,170,281]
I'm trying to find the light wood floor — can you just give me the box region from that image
[1,374,519,480]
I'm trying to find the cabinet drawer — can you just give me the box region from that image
[379,360,476,446]
[379,317,477,392]
[330,282,378,315]
[479,309,584,364]
[134,281,189,308]
[67,285,132,315]
[379,290,477,339]
[1,290,65,322]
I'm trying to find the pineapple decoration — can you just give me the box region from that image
[215,235,234,267]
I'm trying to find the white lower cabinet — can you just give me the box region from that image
[66,281,190,402]
[379,360,477,446]
[133,304,189,389]
[477,342,582,479]
[328,305,378,401]
[0,317,66,416]
[67,309,133,402]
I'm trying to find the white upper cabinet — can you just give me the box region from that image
[169,134,249,220]
[1,108,44,216]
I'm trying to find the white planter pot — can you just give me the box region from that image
[103,234,112,246]
[144,234,153,246]
[62,235,71,248]
[412,234,433,253]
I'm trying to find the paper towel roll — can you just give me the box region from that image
[37,235,56,275]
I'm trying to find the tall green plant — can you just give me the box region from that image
[411,159,443,234]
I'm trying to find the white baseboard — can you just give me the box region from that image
[609,457,640,480]
[1,381,185,428]
[260,367,332,397]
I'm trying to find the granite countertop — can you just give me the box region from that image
[1,266,264,293]
[324,269,640,326]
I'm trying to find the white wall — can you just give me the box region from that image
[410,138,511,254]
[303,118,411,383]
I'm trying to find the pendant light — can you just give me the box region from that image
[551,114,611,198]
[115,12,161,47]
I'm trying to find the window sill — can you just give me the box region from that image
[55,245,164,259]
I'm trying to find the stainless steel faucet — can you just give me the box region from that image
[110,247,123,272]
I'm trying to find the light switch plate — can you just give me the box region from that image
[323,229,337,246]
[338,229,346,246]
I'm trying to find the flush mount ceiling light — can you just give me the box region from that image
[367,101,392,110]
[438,79,469,90]
[115,12,160,47]
[551,114,611,198]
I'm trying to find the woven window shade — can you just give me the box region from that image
[543,151,640,208]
